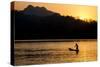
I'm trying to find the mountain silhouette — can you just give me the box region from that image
[11,5,97,40]
[23,5,55,16]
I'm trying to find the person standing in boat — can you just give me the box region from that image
[74,43,79,55]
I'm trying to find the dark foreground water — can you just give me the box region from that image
[14,39,97,65]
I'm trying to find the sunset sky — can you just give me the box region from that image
[12,1,97,20]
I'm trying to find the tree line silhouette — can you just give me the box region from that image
[11,5,97,40]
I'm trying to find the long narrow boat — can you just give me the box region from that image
[68,48,79,51]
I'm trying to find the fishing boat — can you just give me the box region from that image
[68,48,79,51]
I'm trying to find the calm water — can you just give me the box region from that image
[14,39,97,65]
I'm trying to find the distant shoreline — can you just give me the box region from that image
[14,39,97,43]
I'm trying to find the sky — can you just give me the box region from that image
[12,1,97,20]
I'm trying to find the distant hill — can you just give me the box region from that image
[22,5,55,16]
[11,5,97,40]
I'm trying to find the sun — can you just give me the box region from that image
[79,15,89,20]
[80,16,85,20]
[79,13,91,21]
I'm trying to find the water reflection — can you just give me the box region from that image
[14,39,97,65]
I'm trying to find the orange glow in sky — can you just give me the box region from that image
[12,1,97,20]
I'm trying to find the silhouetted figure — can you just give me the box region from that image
[68,43,79,55]
[74,43,79,55]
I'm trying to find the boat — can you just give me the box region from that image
[68,48,79,51]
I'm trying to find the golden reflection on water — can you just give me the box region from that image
[14,40,97,65]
